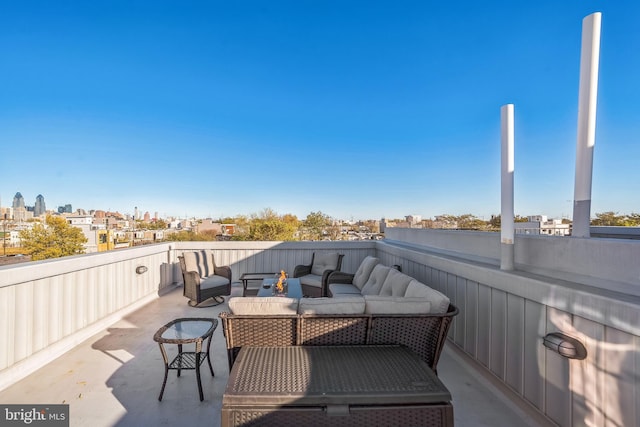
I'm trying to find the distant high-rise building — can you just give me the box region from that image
[143,211,150,221]
[12,192,25,209]
[12,192,28,221]
[34,194,46,216]
[58,204,72,214]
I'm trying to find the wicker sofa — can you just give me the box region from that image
[219,256,458,372]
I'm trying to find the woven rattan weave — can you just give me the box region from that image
[219,304,458,373]
[221,345,454,427]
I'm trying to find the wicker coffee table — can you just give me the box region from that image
[221,345,454,426]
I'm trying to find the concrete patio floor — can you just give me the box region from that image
[0,284,553,427]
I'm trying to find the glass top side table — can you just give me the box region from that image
[153,317,218,401]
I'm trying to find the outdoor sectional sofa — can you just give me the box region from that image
[219,256,458,372]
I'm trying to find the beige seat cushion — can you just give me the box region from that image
[351,256,380,289]
[298,274,322,289]
[200,275,229,290]
[328,283,362,296]
[404,280,450,314]
[298,296,365,315]
[228,297,299,315]
[310,253,341,276]
[364,295,432,314]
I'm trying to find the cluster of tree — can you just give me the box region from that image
[19,215,87,261]
[166,230,217,242]
[135,219,168,230]
[590,211,640,226]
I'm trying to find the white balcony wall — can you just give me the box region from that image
[0,244,175,390]
[383,228,640,427]
[171,240,377,279]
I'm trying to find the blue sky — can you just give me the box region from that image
[1,1,638,221]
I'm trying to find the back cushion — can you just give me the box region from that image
[229,297,299,315]
[404,280,450,314]
[378,268,413,297]
[182,251,209,277]
[205,250,217,272]
[352,256,380,289]
[360,265,392,296]
[311,253,340,276]
[298,296,365,315]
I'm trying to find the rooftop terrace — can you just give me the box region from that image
[1,229,639,426]
[0,284,549,427]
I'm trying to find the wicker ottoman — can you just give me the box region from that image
[221,345,454,427]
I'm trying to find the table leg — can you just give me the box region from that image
[157,343,169,401]
[196,352,204,402]
[206,334,215,376]
[177,344,182,377]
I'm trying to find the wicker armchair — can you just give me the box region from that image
[178,251,232,307]
[293,252,344,297]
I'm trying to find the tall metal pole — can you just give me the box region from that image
[572,12,602,238]
[501,104,515,270]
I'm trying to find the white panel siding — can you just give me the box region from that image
[524,299,545,411]
[490,289,507,380]
[32,279,48,354]
[454,276,466,347]
[48,276,62,347]
[15,281,33,362]
[545,307,572,427]
[602,327,637,427]
[464,280,478,356]
[572,315,605,427]
[0,286,14,369]
[506,293,524,394]
[477,284,491,368]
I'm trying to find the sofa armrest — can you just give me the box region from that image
[183,270,202,301]
[214,265,232,281]
[320,269,339,296]
[327,271,355,285]
[184,270,201,285]
[293,264,312,278]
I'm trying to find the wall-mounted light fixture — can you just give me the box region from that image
[543,332,587,360]
[135,266,148,275]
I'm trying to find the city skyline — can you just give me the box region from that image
[1,2,639,220]
[3,189,632,223]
